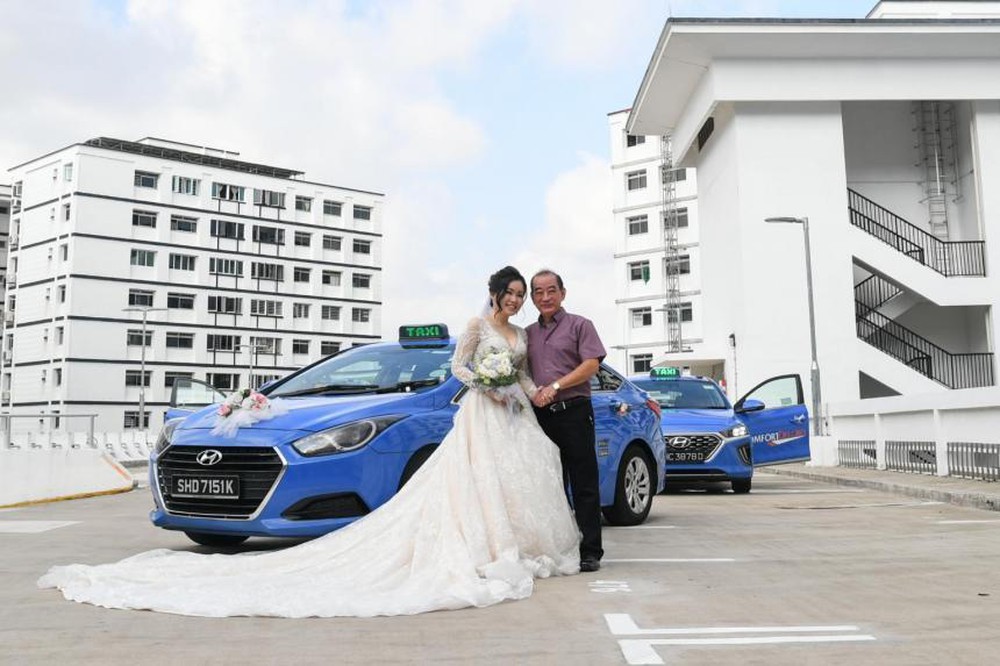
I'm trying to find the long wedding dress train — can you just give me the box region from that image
[38,317,581,617]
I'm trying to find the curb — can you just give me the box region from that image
[768,466,1000,513]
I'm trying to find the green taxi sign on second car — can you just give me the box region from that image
[650,366,681,379]
[399,324,450,347]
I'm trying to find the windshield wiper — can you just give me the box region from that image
[374,378,443,394]
[276,383,380,397]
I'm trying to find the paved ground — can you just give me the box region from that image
[2,467,999,665]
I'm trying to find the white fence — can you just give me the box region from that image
[3,429,154,463]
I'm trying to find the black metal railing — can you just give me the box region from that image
[855,300,994,388]
[847,189,986,277]
[854,274,902,314]
[948,442,1000,482]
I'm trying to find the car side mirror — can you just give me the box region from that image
[735,398,766,414]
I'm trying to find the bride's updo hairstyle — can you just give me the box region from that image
[487,266,527,311]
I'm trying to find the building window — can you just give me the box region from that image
[293,303,311,319]
[250,336,281,355]
[293,267,311,283]
[352,273,372,289]
[132,210,157,228]
[123,411,150,429]
[128,289,154,307]
[295,196,312,212]
[626,134,645,147]
[292,339,310,355]
[353,205,372,221]
[64,163,74,181]
[251,262,284,281]
[322,235,342,250]
[166,332,195,348]
[253,189,285,208]
[210,219,245,240]
[206,373,240,390]
[631,307,653,328]
[252,225,284,245]
[251,373,281,387]
[212,182,245,202]
[353,239,372,254]
[323,200,342,216]
[663,167,687,184]
[628,261,650,282]
[632,354,653,374]
[250,299,283,317]
[294,231,312,247]
[626,170,647,191]
[60,244,68,260]
[125,370,152,387]
[56,326,64,344]
[57,285,66,303]
[126,329,152,346]
[666,254,691,275]
[206,335,241,352]
[667,302,694,323]
[321,305,341,321]
[54,368,63,386]
[209,257,243,277]
[134,171,159,188]
[130,249,156,267]
[168,254,196,270]
[207,296,242,314]
[320,341,341,356]
[172,176,200,196]
[627,215,648,235]
[666,207,689,228]
[165,371,194,387]
[352,307,371,323]
[322,270,341,286]
[167,292,195,309]
[170,215,198,232]
[62,203,71,221]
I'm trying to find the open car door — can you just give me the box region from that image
[166,377,227,422]
[734,374,810,466]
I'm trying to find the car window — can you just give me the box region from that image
[632,379,728,409]
[590,366,623,392]
[743,375,801,408]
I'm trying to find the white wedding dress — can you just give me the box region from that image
[38,316,581,617]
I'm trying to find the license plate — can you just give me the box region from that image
[667,452,706,463]
[172,475,240,499]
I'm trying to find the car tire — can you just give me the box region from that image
[184,531,249,548]
[731,478,752,494]
[398,445,437,490]
[602,445,655,526]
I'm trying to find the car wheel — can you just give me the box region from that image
[184,531,249,548]
[731,478,752,494]
[602,445,654,526]
[398,445,437,490]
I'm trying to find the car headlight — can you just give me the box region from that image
[154,418,183,456]
[721,423,748,439]
[292,416,408,457]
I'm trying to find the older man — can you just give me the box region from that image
[527,269,606,573]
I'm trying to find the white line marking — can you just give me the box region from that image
[620,635,876,664]
[0,520,80,534]
[603,558,736,564]
[936,519,1000,524]
[605,614,861,636]
[606,525,678,529]
[751,489,864,494]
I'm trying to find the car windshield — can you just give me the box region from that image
[269,344,456,397]
[632,379,729,410]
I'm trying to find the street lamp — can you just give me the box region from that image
[122,306,166,431]
[764,216,822,436]
[236,342,271,389]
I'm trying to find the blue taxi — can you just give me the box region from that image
[630,368,810,494]
[151,325,666,547]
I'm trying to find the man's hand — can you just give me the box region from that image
[532,384,557,408]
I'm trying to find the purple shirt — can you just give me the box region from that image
[526,309,606,401]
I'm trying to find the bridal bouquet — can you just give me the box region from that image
[473,349,518,388]
[211,388,289,438]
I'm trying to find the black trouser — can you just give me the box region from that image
[534,399,603,561]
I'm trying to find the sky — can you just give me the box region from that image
[0,0,878,346]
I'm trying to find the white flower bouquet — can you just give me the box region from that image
[473,349,519,388]
[211,388,289,438]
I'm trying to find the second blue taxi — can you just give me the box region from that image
[152,324,666,547]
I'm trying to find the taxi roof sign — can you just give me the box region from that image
[650,366,680,379]
[399,324,450,347]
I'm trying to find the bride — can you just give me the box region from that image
[38,265,582,618]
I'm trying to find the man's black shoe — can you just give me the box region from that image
[580,558,601,573]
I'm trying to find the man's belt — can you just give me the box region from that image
[542,396,589,413]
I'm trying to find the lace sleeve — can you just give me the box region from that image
[515,327,538,398]
[450,317,482,387]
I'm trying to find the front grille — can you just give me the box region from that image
[282,493,370,521]
[156,445,284,519]
[664,433,722,458]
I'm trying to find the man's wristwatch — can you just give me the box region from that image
[551,381,561,392]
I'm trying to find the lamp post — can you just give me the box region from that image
[236,342,270,389]
[764,216,822,436]
[122,306,166,430]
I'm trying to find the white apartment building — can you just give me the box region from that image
[4,137,384,432]
[626,0,1000,414]
[609,111,728,384]
[0,184,9,310]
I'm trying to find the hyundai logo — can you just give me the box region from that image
[196,449,223,466]
[669,436,691,448]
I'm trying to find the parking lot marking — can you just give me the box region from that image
[590,580,631,594]
[603,558,736,564]
[751,489,865,494]
[606,525,678,529]
[0,520,79,533]
[936,519,1000,524]
[618,635,877,665]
